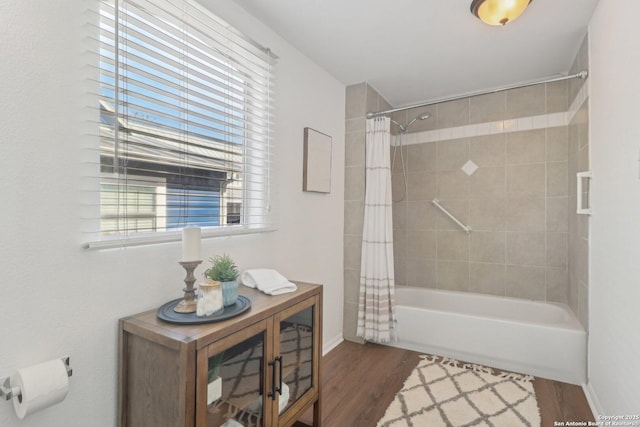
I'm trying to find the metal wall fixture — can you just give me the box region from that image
[1,357,73,401]
[366,71,587,119]
[432,199,472,234]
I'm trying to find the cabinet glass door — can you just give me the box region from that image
[205,331,267,427]
[277,305,314,415]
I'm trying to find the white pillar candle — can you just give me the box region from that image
[181,227,201,261]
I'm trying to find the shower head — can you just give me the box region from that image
[405,112,432,130]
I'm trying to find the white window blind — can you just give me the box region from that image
[95,0,276,245]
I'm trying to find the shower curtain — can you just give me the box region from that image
[357,117,396,343]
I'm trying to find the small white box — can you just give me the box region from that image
[207,377,222,405]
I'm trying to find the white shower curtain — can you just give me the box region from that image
[357,117,396,343]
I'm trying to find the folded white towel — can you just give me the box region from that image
[241,269,298,295]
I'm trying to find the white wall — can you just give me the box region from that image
[0,1,344,425]
[587,0,640,415]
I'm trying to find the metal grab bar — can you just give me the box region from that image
[432,199,472,234]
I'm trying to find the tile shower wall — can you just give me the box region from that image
[568,34,590,330]
[343,83,392,342]
[343,37,589,341]
[392,82,572,303]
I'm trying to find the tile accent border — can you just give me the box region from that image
[393,82,589,147]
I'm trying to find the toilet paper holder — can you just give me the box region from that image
[0,357,72,401]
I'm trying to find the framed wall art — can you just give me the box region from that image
[303,127,332,193]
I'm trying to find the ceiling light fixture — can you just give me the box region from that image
[470,0,532,26]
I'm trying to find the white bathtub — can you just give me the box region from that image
[388,287,587,385]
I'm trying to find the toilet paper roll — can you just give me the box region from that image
[10,359,70,419]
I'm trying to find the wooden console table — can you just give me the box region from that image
[119,282,322,427]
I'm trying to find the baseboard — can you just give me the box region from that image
[583,381,604,419]
[323,333,343,355]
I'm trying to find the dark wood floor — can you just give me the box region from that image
[299,340,594,427]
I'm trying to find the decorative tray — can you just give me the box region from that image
[157,295,251,325]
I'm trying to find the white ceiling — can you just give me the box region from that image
[232,0,599,108]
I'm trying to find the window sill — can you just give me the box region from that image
[85,226,277,250]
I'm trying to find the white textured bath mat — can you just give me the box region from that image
[377,355,541,427]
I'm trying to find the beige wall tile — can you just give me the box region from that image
[578,214,589,240]
[506,197,545,232]
[578,144,589,171]
[506,85,546,119]
[437,138,469,171]
[577,238,589,285]
[344,200,365,235]
[507,163,545,198]
[394,230,407,286]
[470,134,506,168]
[406,258,437,288]
[407,171,437,201]
[438,230,469,261]
[345,165,365,201]
[407,142,436,172]
[437,98,469,128]
[377,91,392,113]
[392,201,407,231]
[470,232,506,263]
[506,265,546,300]
[437,169,470,200]
[578,105,589,148]
[547,232,568,268]
[506,232,546,266]
[344,235,362,270]
[469,198,506,231]
[469,263,506,296]
[469,92,506,124]
[346,117,365,133]
[547,161,569,197]
[343,302,364,343]
[546,267,568,303]
[506,129,546,164]
[408,200,438,230]
[346,83,366,119]
[437,260,469,292]
[470,167,506,199]
[409,230,438,259]
[546,197,569,232]
[578,282,589,330]
[546,126,569,162]
[568,270,579,314]
[435,199,468,230]
[391,146,407,174]
[345,131,365,167]
[546,80,569,114]
[568,123,579,171]
[569,35,588,104]
[392,172,406,202]
[343,269,360,305]
[365,84,380,116]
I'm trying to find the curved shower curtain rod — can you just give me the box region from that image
[366,70,588,119]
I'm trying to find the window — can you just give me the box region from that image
[97,0,275,243]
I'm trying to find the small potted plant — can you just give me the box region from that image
[205,253,239,306]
